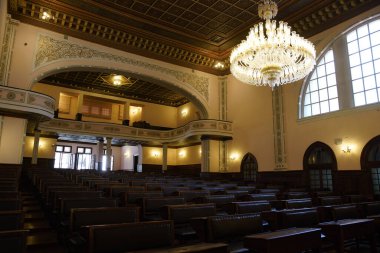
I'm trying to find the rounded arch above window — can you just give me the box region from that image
[299,15,380,119]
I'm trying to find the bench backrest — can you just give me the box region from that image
[70,207,139,232]
[61,198,117,216]
[143,197,185,214]
[0,229,28,253]
[227,201,272,214]
[331,205,359,220]
[285,198,313,209]
[88,220,174,253]
[281,209,319,229]
[167,203,216,224]
[0,210,24,230]
[208,213,263,241]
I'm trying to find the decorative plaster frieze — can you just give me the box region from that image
[0,86,55,119]
[39,118,232,144]
[34,35,209,101]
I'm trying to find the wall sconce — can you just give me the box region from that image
[181,108,188,117]
[342,145,352,154]
[229,153,239,161]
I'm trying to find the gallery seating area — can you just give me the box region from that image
[0,166,379,252]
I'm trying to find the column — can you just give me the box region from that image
[219,140,228,172]
[272,86,287,170]
[0,15,19,86]
[201,136,210,173]
[76,94,84,120]
[97,138,104,171]
[105,137,112,171]
[162,144,168,172]
[31,129,41,165]
[218,76,228,120]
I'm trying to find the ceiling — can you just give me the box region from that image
[40,71,189,107]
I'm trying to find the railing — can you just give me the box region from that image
[40,118,233,144]
[0,86,55,120]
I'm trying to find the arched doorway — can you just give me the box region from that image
[303,142,337,191]
[361,135,380,195]
[240,153,258,182]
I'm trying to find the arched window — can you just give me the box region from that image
[303,142,337,191]
[300,16,380,118]
[361,136,380,194]
[240,153,258,182]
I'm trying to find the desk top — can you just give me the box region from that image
[245,227,321,240]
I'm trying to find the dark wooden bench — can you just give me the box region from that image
[87,220,228,253]
[0,229,28,253]
[142,197,185,220]
[224,201,271,215]
[285,198,313,209]
[70,206,139,232]
[0,199,21,211]
[0,210,24,230]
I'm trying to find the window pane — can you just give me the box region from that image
[312,103,320,115]
[319,88,328,101]
[360,49,373,63]
[364,75,376,90]
[369,20,380,33]
[311,91,319,103]
[304,105,311,117]
[354,92,366,106]
[359,36,371,50]
[352,79,364,93]
[373,45,380,60]
[330,98,339,111]
[365,89,378,104]
[347,30,357,42]
[351,66,363,80]
[326,62,335,75]
[371,31,380,46]
[327,74,336,86]
[328,86,338,99]
[348,41,359,54]
[320,101,329,113]
[304,93,311,105]
[357,25,369,38]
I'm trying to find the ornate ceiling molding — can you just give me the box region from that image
[35,34,209,101]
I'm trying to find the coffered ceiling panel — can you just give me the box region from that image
[8,0,380,74]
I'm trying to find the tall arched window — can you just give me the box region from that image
[240,153,258,182]
[300,16,380,118]
[304,142,337,191]
[361,136,380,194]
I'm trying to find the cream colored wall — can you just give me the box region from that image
[177,102,199,127]
[23,136,56,159]
[176,145,201,165]
[226,75,275,172]
[280,6,380,172]
[0,117,26,164]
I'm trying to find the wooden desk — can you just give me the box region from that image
[318,218,376,253]
[244,227,321,253]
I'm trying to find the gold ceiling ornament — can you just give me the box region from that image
[230,0,316,89]
[101,74,136,86]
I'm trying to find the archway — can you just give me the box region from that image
[303,141,337,191]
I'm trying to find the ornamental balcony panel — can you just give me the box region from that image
[0,86,55,120]
[39,118,233,145]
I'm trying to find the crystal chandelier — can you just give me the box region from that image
[230,0,316,89]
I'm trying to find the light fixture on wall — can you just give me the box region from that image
[342,145,352,154]
[230,0,316,89]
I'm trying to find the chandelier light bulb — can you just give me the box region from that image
[230,0,316,89]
